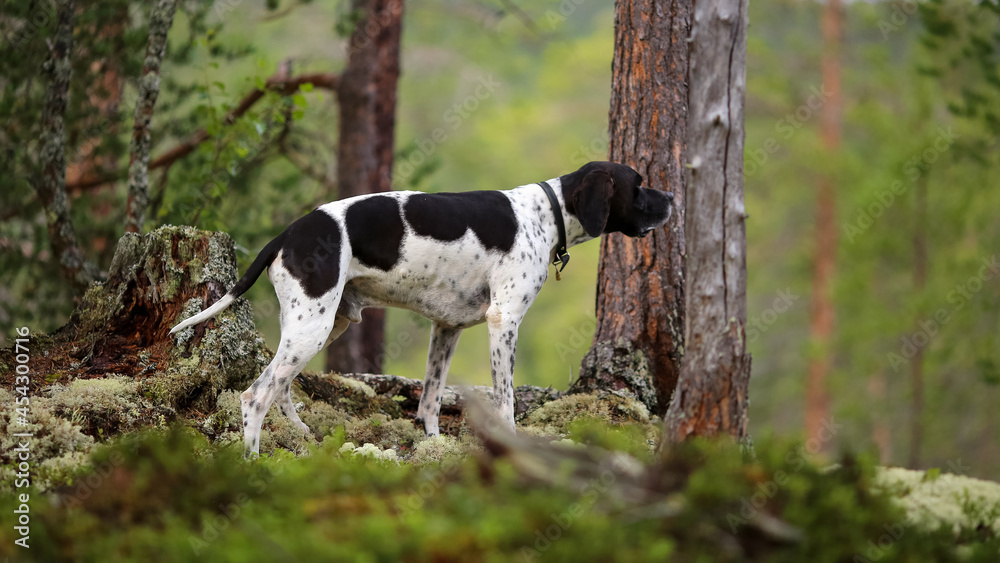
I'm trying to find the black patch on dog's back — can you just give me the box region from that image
[346,196,405,271]
[403,191,518,252]
[281,209,342,299]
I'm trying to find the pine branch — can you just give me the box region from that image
[65,71,340,192]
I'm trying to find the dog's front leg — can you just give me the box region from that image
[485,304,521,429]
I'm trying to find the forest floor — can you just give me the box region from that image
[1,365,999,562]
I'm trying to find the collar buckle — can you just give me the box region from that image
[538,180,570,278]
[553,248,570,272]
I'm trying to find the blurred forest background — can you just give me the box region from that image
[1,0,998,478]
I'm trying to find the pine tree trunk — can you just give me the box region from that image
[326,0,404,374]
[663,0,751,441]
[909,172,927,468]
[868,371,891,463]
[33,0,98,293]
[572,0,690,416]
[805,0,842,448]
[125,0,178,234]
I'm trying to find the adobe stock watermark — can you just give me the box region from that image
[554,316,597,362]
[188,465,285,554]
[877,0,920,40]
[843,127,957,243]
[853,458,971,562]
[394,74,502,185]
[747,288,800,344]
[726,416,843,532]
[360,313,429,373]
[887,255,1000,372]
[744,85,831,179]
[543,0,588,29]
[569,131,609,168]
[4,1,57,51]
[347,2,404,50]
[10,326,32,550]
[394,455,464,523]
[519,455,636,561]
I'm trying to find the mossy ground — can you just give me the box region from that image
[1,373,998,562]
[2,424,999,562]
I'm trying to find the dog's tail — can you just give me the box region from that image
[169,230,289,335]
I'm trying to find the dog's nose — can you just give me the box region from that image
[666,192,675,201]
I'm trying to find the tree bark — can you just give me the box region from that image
[663,0,751,441]
[573,0,690,416]
[326,0,403,374]
[125,0,178,234]
[805,0,842,449]
[868,371,891,463]
[33,0,99,293]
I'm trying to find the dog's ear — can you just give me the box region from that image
[570,170,614,237]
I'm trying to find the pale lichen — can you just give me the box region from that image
[873,466,1000,537]
[46,375,169,437]
[338,441,399,462]
[409,434,480,465]
[0,388,94,493]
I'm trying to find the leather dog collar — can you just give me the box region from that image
[538,181,570,273]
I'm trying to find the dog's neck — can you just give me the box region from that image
[514,178,593,254]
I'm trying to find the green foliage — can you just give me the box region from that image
[919,0,1000,141]
[1,427,997,561]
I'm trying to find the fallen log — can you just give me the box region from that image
[296,371,561,423]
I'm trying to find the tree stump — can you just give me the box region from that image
[0,226,269,413]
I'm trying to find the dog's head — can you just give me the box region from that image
[560,161,674,238]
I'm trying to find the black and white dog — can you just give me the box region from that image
[170,161,673,456]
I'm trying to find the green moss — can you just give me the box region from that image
[257,410,314,456]
[298,400,352,440]
[522,392,652,436]
[344,413,423,451]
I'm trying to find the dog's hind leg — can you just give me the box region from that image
[241,314,338,457]
[241,291,342,457]
[415,322,463,436]
[273,314,353,435]
[276,387,310,435]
